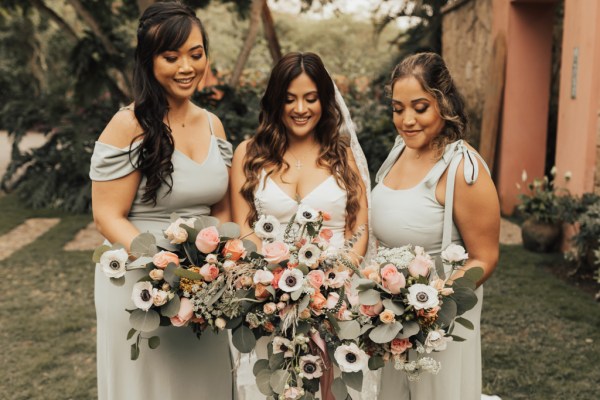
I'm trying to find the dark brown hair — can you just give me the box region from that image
[241,52,363,229]
[132,1,209,204]
[388,52,467,157]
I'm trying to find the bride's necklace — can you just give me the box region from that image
[287,143,318,170]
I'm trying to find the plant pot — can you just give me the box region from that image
[521,219,561,253]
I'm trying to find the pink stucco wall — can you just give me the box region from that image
[493,0,557,215]
[554,0,600,195]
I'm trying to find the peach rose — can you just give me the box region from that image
[379,309,396,324]
[199,263,219,282]
[263,241,290,264]
[222,239,246,261]
[430,278,454,296]
[362,263,381,283]
[195,226,220,253]
[152,289,168,306]
[359,300,384,317]
[319,228,333,243]
[417,305,441,319]
[408,255,433,278]
[390,338,412,355]
[149,269,164,281]
[306,270,325,289]
[255,283,270,300]
[263,302,277,314]
[271,268,284,290]
[152,251,179,269]
[170,297,194,327]
[309,292,327,313]
[380,264,406,294]
[321,211,332,221]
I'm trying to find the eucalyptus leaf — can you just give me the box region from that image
[181,224,198,244]
[296,321,311,335]
[451,276,476,290]
[232,325,256,353]
[256,369,274,396]
[451,287,479,315]
[450,335,466,342]
[128,256,153,270]
[368,355,385,370]
[296,264,309,275]
[148,336,160,349]
[110,276,125,287]
[291,288,303,301]
[130,342,140,360]
[336,320,361,340]
[225,316,243,330]
[175,268,203,281]
[298,294,310,312]
[266,285,276,298]
[397,320,420,339]
[130,233,157,257]
[269,370,290,394]
[369,321,402,343]
[437,297,458,327]
[163,263,180,287]
[169,213,179,223]
[326,312,340,332]
[242,239,258,254]
[342,371,363,392]
[253,359,270,376]
[382,299,405,315]
[160,296,181,318]
[126,328,136,340]
[218,222,241,238]
[194,215,219,230]
[358,289,381,306]
[269,352,285,369]
[208,285,227,306]
[129,309,160,332]
[92,245,111,263]
[355,278,376,291]
[464,267,484,283]
[455,317,475,330]
[331,378,348,400]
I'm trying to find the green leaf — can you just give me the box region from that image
[218,222,241,238]
[160,296,180,318]
[225,316,243,330]
[291,288,303,301]
[128,256,153,270]
[295,264,309,275]
[455,317,475,330]
[298,294,310,312]
[126,328,136,340]
[163,263,180,287]
[368,355,385,370]
[382,299,405,315]
[336,320,361,340]
[451,287,479,315]
[326,312,340,332]
[92,245,111,263]
[437,297,458,327]
[256,369,274,396]
[243,239,258,255]
[296,321,311,335]
[269,352,285,369]
[194,216,219,230]
[342,371,363,392]
[397,320,420,339]
[253,359,270,376]
[232,325,256,353]
[110,276,125,287]
[451,276,476,290]
[369,321,403,344]
[450,335,466,342]
[129,309,160,332]
[269,370,290,394]
[355,278,376,291]
[130,233,157,257]
[464,267,484,283]
[331,377,348,400]
[148,336,160,349]
[358,289,381,306]
[130,342,140,360]
[174,268,203,281]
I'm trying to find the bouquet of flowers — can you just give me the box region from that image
[355,243,482,380]
[229,205,368,399]
[92,215,256,359]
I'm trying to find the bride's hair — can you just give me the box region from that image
[241,52,363,229]
[131,1,209,205]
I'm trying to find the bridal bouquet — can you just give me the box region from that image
[229,205,367,399]
[93,215,256,360]
[355,244,482,380]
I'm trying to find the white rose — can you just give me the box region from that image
[424,329,452,353]
[100,248,128,279]
[205,254,218,264]
[149,268,164,281]
[164,218,195,244]
[152,288,169,306]
[223,260,237,271]
[215,317,227,330]
[253,269,275,285]
[441,244,469,264]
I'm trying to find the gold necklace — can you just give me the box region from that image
[287,143,319,170]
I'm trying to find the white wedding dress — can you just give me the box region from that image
[233,170,378,400]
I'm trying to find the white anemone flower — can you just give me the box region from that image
[131,281,154,311]
[99,248,128,279]
[324,269,350,289]
[254,214,281,240]
[272,336,294,358]
[298,244,321,268]
[407,284,440,310]
[295,204,319,224]
[334,342,369,372]
[299,354,323,379]
[278,269,304,293]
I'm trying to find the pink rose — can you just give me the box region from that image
[345,281,359,306]
[380,264,406,294]
[325,292,340,309]
[195,226,220,253]
[199,263,219,281]
[152,251,179,269]
[222,239,246,261]
[359,300,384,317]
[390,338,412,355]
[306,270,325,289]
[263,241,290,264]
[319,228,333,243]
[170,297,194,327]
[408,255,433,278]
[253,269,275,285]
[362,263,381,283]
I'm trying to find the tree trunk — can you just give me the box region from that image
[261,1,281,64]
[229,0,264,88]
[30,0,79,42]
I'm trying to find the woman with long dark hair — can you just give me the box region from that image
[89,2,233,398]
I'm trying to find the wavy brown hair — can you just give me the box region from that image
[131,1,209,204]
[241,52,363,229]
[387,52,468,158]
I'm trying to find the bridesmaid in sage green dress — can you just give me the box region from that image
[90,3,233,399]
[371,53,500,400]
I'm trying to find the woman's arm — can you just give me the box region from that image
[230,140,261,249]
[345,148,369,264]
[207,113,232,223]
[448,157,500,286]
[91,110,143,251]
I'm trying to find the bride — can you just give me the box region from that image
[230,52,374,399]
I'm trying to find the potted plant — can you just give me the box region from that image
[517,168,570,252]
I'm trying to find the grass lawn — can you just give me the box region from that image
[0,193,598,399]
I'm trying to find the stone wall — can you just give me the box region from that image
[441,0,493,146]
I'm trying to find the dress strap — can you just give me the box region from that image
[375,135,405,183]
[119,104,134,112]
[204,109,215,136]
